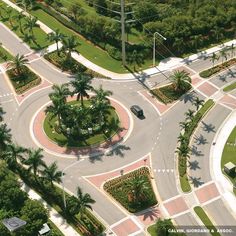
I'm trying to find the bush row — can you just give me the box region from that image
[200,58,236,78]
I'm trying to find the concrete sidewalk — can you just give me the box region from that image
[21,183,80,236]
[211,111,236,215]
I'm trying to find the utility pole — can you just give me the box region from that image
[120,0,126,66]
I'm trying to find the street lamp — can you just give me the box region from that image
[153,32,167,67]
[61,171,67,209]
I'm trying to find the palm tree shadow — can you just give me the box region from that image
[188,160,201,170]
[180,91,196,104]
[106,144,131,157]
[201,121,216,133]
[189,176,204,187]
[194,134,208,145]
[135,206,161,222]
[191,145,204,157]
[88,152,103,163]
[217,74,227,82]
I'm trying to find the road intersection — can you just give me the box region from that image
[0,18,236,236]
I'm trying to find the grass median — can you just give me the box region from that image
[179,99,215,192]
[194,206,221,236]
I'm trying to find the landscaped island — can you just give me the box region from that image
[44,78,120,148]
[104,167,157,213]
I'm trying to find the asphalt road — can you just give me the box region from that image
[1,21,236,234]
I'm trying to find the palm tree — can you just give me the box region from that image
[169,70,191,91]
[177,133,187,145]
[49,84,70,104]
[62,36,79,60]
[24,148,46,178]
[7,54,29,76]
[68,3,83,22]
[126,50,144,71]
[70,73,93,107]
[92,85,112,104]
[176,144,190,159]
[212,26,224,42]
[24,16,37,37]
[179,121,189,132]
[0,106,4,122]
[42,161,62,187]
[193,97,204,111]
[229,43,235,58]
[45,97,67,128]
[14,11,25,33]
[76,186,95,218]
[5,7,13,27]
[0,124,11,152]
[2,143,27,167]
[210,52,219,67]
[125,175,149,202]
[185,109,195,122]
[220,47,228,64]
[48,29,64,56]
[190,34,202,51]
[155,219,175,236]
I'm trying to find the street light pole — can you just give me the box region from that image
[61,172,66,209]
[153,32,167,67]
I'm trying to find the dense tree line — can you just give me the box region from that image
[21,0,236,62]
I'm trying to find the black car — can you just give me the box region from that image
[130,105,143,117]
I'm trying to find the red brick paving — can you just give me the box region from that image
[197,81,218,97]
[136,206,161,226]
[33,98,130,156]
[163,196,189,216]
[16,79,52,104]
[191,75,204,87]
[195,182,220,204]
[86,154,151,188]
[219,94,236,109]
[111,218,141,236]
[25,52,40,62]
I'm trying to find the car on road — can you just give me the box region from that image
[130,105,144,117]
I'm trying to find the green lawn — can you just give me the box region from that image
[30,8,130,73]
[103,167,157,213]
[194,207,220,236]
[147,224,158,236]
[0,1,50,50]
[47,220,64,236]
[43,100,120,148]
[223,82,236,92]
[221,126,236,184]
[0,45,13,63]
[180,174,191,192]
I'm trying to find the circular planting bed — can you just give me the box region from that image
[43,100,120,148]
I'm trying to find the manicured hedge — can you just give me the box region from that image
[199,58,236,78]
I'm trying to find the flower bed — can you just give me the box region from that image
[199,58,236,78]
[103,167,157,213]
[151,83,191,104]
[6,66,41,94]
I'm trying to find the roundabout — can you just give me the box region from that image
[31,96,131,158]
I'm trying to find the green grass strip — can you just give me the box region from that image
[223,82,236,92]
[194,207,221,236]
[179,99,215,192]
[0,45,13,63]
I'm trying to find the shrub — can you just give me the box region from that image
[199,58,236,78]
